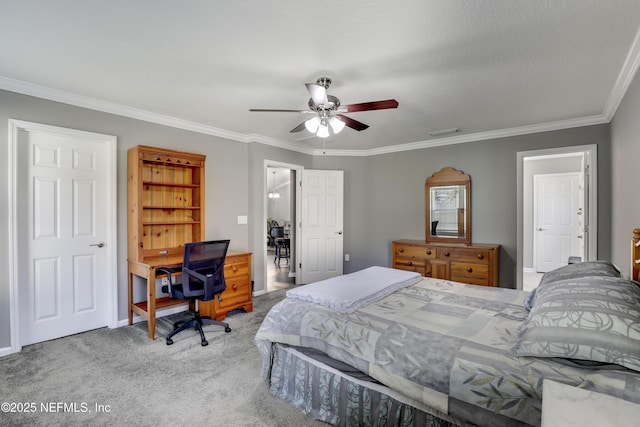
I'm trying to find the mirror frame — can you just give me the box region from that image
[425,167,471,244]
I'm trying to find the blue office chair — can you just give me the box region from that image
[158,240,231,346]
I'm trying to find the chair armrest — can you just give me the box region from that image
[157,266,182,295]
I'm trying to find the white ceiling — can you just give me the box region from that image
[1,1,639,155]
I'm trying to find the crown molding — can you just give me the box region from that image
[244,133,315,155]
[603,26,640,121]
[0,76,249,142]
[0,53,635,158]
[315,114,609,157]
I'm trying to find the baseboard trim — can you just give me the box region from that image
[0,346,15,357]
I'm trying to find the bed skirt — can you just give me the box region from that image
[267,343,466,427]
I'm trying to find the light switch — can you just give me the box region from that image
[237,215,248,224]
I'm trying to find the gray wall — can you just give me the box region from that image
[313,125,612,287]
[0,90,252,348]
[0,88,615,351]
[611,70,640,277]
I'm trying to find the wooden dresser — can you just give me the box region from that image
[200,251,253,320]
[392,240,500,286]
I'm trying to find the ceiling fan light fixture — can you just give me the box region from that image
[316,123,330,138]
[329,116,345,134]
[305,116,321,133]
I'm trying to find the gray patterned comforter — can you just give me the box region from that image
[255,278,640,427]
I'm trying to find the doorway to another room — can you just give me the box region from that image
[517,145,597,292]
[266,166,296,292]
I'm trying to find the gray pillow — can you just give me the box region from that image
[524,261,621,311]
[538,260,621,286]
[514,276,640,372]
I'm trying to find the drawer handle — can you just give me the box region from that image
[426,250,432,255]
[444,251,450,257]
[232,266,238,272]
[155,156,161,160]
[467,267,473,273]
[407,261,413,266]
[232,284,237,290]
[399,248,405,253]
[477,254,484,260]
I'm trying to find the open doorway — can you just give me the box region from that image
[264,163,298,292]
[517,145,597,291]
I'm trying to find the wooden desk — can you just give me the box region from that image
[128,255,184,341]
[128,251,253,341]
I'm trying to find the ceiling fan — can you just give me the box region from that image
[249,77,399,138]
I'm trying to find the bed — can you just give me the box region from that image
[255,234,640,427]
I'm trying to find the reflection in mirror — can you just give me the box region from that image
[430,185,466,237]
[425,167,471,244]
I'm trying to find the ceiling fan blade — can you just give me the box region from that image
[337,114,369,131]
[249,108,311,113]
[341,99,399,113]
[305,83,329,107]
[290,121,307,133]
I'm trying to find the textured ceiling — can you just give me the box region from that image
[1,1,639,155]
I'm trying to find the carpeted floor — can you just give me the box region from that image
[0,290,326,427]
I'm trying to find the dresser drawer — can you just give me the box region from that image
[224,258,249,278]
[450,262,490,285]
[394,244,436,259]
[218,277,250,309]
[393,257,426,275]
[437,247,492,264]
[392,240,499,287]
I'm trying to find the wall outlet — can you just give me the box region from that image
[344,254,350,261]
[161,277,169,286]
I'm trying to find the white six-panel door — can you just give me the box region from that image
[299,170,344,284]
[16,124,112,346]
[534,173,581,273]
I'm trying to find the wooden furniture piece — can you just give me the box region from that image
[392,240,500,286]
[199,251,253,321]
[425,167,471,244]
[128,250,252,340]
[127,145,206,262]
[633,228,640,281]
[127,145,207,339]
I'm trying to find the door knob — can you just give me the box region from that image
[335,231,343,235]
[90,242,105,248]
[537,228,547,231]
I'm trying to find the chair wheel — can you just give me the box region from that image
[225,326,232,333]
[201,340,208,347]
[166,338,173,345]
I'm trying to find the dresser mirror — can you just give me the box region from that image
[425,167,471,244]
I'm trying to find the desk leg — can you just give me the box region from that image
[128,271,134,326]
[147,268,156,341]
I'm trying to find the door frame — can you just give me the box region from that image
[516,144,597,290]
[6,120,118,355]
[532,172,582,272]
[263,159,304,290]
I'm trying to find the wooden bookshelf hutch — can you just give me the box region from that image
[127,145,252,340]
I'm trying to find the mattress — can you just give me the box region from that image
[255,277,640,427]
